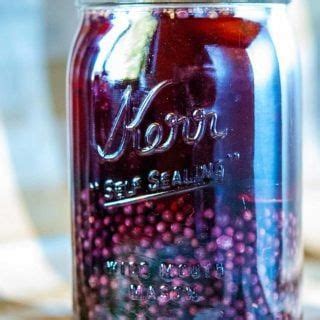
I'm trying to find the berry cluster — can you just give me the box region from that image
[74,188,300,319]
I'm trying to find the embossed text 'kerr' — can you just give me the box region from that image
[97,80,228,162]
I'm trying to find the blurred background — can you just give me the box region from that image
[0,0,319,319]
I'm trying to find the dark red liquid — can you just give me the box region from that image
[70,7,301,319]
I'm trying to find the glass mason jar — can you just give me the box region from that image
[68,0,302,319]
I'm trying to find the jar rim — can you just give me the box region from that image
[77,0,290,5]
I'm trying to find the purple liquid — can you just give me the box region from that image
[69,7,302,319]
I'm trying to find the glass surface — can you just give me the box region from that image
[69,5,302,319]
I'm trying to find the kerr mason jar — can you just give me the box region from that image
[68,0,302,319]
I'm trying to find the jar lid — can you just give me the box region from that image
[77,0,290,5]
